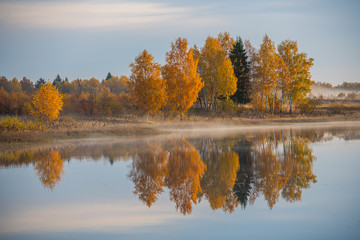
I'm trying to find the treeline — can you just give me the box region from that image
[0,74,131,116]
[313,81,360,100]
[315,81,360,91]
[1,32,316,119]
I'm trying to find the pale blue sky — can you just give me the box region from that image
[0,0,359,85]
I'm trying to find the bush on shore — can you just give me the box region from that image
[0,116,46,132]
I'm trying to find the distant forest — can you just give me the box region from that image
[314,81,360,91]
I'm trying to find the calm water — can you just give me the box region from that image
[1,124,360,240]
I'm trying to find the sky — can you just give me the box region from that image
[0,0,359,85]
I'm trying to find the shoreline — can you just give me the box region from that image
[1,117,359,155]
[1,114,360,144]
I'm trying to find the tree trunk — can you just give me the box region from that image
[212,77,217,111]
[265,96,268,113]
[289,97,292,113]
[272,90,275,114]
[280,90,283,113]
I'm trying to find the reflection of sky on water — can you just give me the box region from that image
[0,128,360,239]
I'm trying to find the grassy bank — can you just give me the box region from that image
[1,101,359,143]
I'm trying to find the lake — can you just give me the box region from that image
[1,122,360,240]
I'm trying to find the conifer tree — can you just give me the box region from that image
[229,37,251,104]
[53,74,62,86]
[35,78,46,89]
[105,72,112,80]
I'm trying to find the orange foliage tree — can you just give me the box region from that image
[162,38,203,118]
[129,50,166,121]
[32,82,63,122]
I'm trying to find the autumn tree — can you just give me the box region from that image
[20,77,35,93]
[5,78,22,93]
[129,50,166,121]
[256,34,280,113]
[162,38,203,118]
[278,40,314,113]
[197,36,237,110]
[102,75,129,94]
[98,87,122,115]
[230,37,251,104]
[217,32,235,57]
[82,77,100,94]
[69,79,83,94]
[32,82,63,122]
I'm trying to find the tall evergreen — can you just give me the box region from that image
[105,72,112,80]
[35,78,46,89]
[53,74,62,86]
[229,37,251,104]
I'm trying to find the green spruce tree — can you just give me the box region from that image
[229,37,251,104]
[53,74,62,86]
[105,72,112,80]
[35,78,46,89]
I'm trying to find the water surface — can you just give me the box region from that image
[1,124,360,239]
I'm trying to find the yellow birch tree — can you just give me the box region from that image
[198,36,237,110]
[256,34,280,113]
[129,50,166,121]
[217,32,235,57]
[278,40,314,113]
[32,82,63,122]
[217,58,237,99]
[162,38,203,118]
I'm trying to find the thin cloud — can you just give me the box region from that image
[0,202,184,233]
[0,1,209,29]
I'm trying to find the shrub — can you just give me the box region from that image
[328,103,343,114]
[217,99,238,113]
[22,102,33,116]
[55,116,79,128]
[0,116,46,132]
[298,98,320,114]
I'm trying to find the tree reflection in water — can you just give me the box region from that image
[34,150,64,190]
[129,139,206,215]
[3,127,352,213]
[130,130,317,213]
[128,143,168,207]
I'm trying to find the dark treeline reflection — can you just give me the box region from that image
[1,127,359,213]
